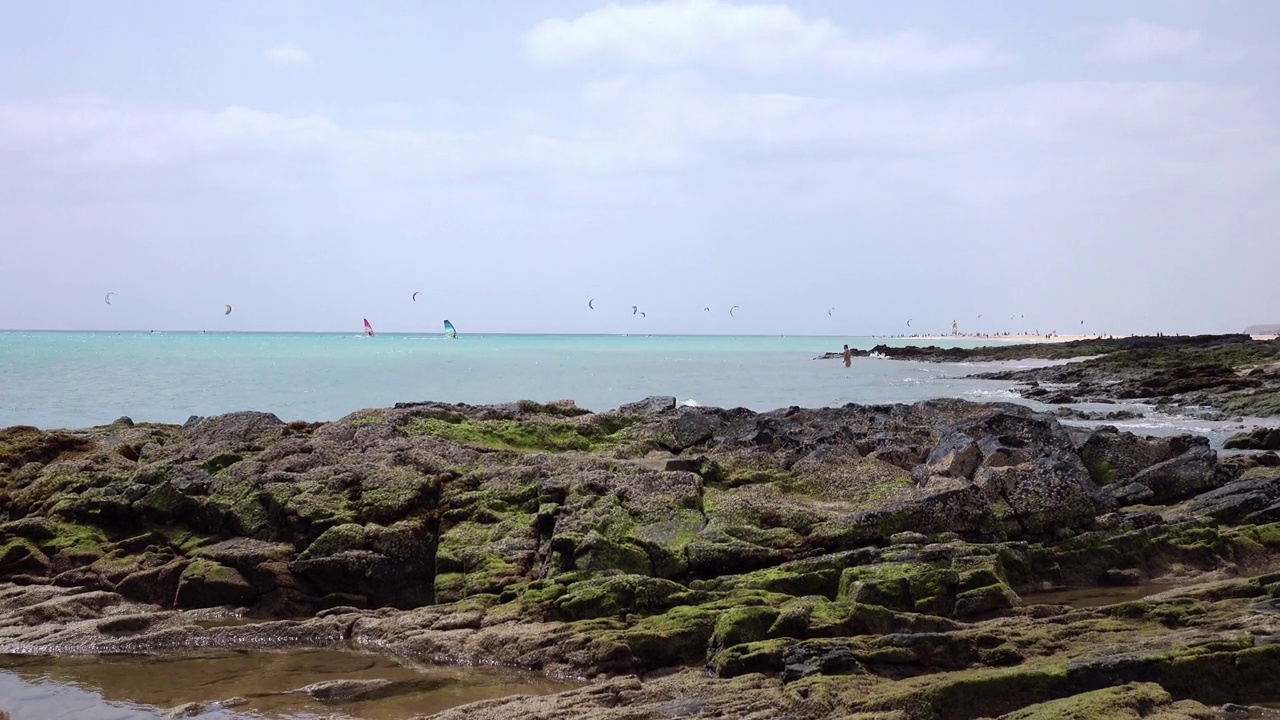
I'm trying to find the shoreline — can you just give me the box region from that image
[848,333,1280,425]
[885,333,1097,343]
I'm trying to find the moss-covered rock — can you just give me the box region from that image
[292,520,435,608]
[402,417,609,452]
[840,562,959,617]
[173,559,256,608]
[713,605,781,649]
[0,426,94,480]
[551,574,696,621]
[358,467,438,524]
[994,682,1174,720]
[7,394,1280,719]
[434,514,536,602]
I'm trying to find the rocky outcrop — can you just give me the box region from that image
[1226,427,1280,450]
[859,333,1261,362]
[3,398,1280,719]
[951,335,1280,418]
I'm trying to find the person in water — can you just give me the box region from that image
[842,344,852,367]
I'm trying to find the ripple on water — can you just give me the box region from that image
[1019,582,1197,609]
[0,648,581,720]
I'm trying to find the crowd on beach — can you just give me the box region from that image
[878,332,1120,342]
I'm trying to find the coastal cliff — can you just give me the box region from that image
[3,395,1280,719]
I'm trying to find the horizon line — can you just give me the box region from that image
[0,328,913,338]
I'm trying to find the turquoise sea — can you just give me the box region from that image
[0,331,1260,445]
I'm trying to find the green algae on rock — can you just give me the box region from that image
[4,396,1280,719]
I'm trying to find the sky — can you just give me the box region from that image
[1,0,1277,336]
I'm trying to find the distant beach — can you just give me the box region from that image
[881,333,1101,344]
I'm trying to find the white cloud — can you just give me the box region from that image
[1,77,1276,335]
[1086,19,1201,63]
[526,0,1008,76]
[264,42,313,67]
[3,50,1276,220]
[0,77,1270,200]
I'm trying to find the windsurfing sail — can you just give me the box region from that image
[444,320,457,339]
[224,305,232,316]
[412,292,421,302]
[589,298,597,309]
[730,305,740,317]
[363,318,375,337]
[104,292,116,305]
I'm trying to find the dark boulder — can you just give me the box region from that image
[1225,427,1280,451]
[668,412,724,451]
[1103,482,1156,507]
[1115,363,1261,399]
[1127,441,1219,505]
[290,521,436,609]
[781,640,863,681]
[184,411,287,457]
[1183,471,1280,524]
[923,432,982,480]
[173,560,257,608]
[617,396,677,416]
[973,458,1112,537]
[1077,429,1204,488]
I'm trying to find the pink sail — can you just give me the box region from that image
[363,318,375,337]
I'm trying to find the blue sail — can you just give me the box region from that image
[443,320,457,339]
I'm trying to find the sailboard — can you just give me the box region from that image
[444,320,457,339]
[363,318,375,337]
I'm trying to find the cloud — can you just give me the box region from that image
[525,0,1008,76]
[1,75,1276,335]
[1086,19,1202,63]
[4,74,1271,225]
[264,42,313,67]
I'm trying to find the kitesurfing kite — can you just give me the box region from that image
[224,305,232,316]
[703,307,710,312]
[412,292,421,302]
[906,319,912,327]
[589,299,597,309]
[104,292,116,305]
[730,306,740,317]
[639,312,646,319]
[631,305,639,315]
[828,307,835,316]
[444,320,458,339]
[363,319,375,337]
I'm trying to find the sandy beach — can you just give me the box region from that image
[885,333,1279,344]
[883,333,1099,343]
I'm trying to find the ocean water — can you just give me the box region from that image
[0,331,1267,445]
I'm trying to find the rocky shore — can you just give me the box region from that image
[4,395,1280,718]
[831,334,1280,429]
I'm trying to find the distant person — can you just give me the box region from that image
[842,344,852,367]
